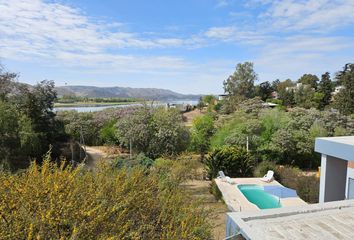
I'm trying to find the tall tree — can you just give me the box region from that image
[298,74,319,89]
[223,62,256,100]
[256,81,273,101]
[333,63,354,115]
[0,66,17,101]
[318,72,333,110]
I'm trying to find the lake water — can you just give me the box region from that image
[54,100,199,112]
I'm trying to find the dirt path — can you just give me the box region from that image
[84,146,109,168]
[183,109,204,127]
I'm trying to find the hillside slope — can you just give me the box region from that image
[55,85,201,100]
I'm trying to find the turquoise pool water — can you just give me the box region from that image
[237,184,282,209]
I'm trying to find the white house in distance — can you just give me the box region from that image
[314,136,354,203]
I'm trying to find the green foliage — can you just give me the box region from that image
[99,120,119,145]
[223,62,256,100]
[255,81,273,101]
[0,70,61,169]
[0,158,212,239]
[116,107,190,159]
[202,95,217,105]
[212,107,354,169]
[253,161,280,180]
[190,115,215,160]
[318,72,333,109]
[333,63,354,115]
[57,111,101,146]
[113,153,154,169]
[298,74,319,89]
[210,180,223,201]
[205,147,254,179]
[153,155,204,187]
[277,166,319,203]
[294,85,316,109]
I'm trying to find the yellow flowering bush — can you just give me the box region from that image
[0,158,211,239]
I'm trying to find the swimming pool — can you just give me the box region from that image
[237,184,281,209]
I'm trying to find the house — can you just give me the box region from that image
[315,136,354,202]
[226,199,354,239]
[225,136,354,239]
[332,86,344,95]
[218,94,229,101]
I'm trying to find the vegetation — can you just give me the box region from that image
[190,114,215,161]
[0,155,211,239]
[0,69,65,170]
[116,107,190,159]
[211,106,354,169]
[205,147,254,179]
[254,164,319,203]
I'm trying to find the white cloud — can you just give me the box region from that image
[204,26,268,44]
[0,0,205,72]
[257,0,354,32]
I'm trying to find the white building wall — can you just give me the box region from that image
[319,154,347,203]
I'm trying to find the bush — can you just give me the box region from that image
[210,179,223,201]
[153,155,204,187]
[253,161,280,180]
[205,147,254,179]
[276,165,319,203]
[99,120,119,145]
[0,159,212,239]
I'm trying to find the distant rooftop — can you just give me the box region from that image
[227,199,354,240]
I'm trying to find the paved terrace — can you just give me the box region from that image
[215,178,307,212]
[228,199,354,240]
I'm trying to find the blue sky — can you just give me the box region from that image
[0,0,354,94]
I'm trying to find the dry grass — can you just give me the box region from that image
[182,180,228,240]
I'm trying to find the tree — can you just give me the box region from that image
[318,72,333,110]
[298,74,319,89]
[190,115,215,161]
[256,81,273,101]
[0,101,38,169]
[294,85,316,109]
[202,95,217,105]
[15,80,60,160]
[276,79,295,107]
[0,67,17,101]
[333,63,354,115]
[223,62,256,100]
[116,107,189,159]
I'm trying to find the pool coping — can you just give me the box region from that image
[215,178,307,212]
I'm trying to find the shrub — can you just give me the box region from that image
[153,155,204,186]
[189,115,215,160]
[99,120,119,145]
[276,165,319,203]
[253,161,280,180]
[210,179,223,201]
[205,147,254,179]
[0,159,212,239]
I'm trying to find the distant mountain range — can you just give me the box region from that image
[55,85,201,101]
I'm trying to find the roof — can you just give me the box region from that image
[227,199,354,240]
[315,136,354,162]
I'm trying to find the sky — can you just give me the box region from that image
[0,0,354,94]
